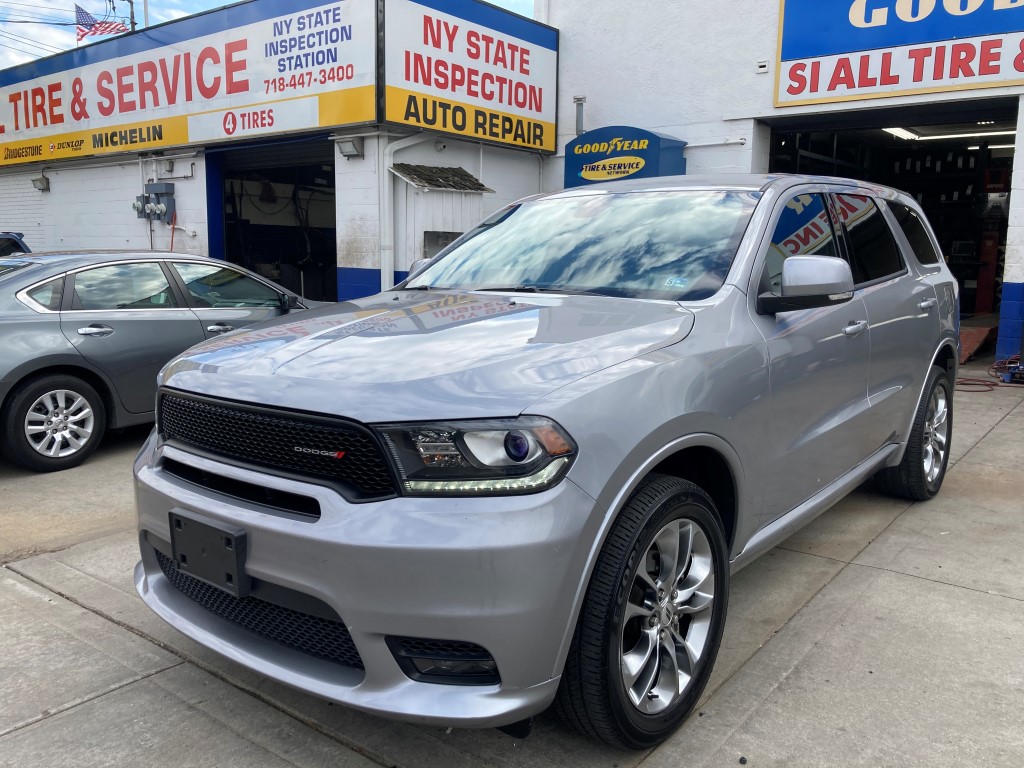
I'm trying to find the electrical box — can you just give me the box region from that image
[134,182,176,224]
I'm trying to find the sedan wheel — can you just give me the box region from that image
[24,388,96,458]
[2,375,107,472]
[554,474,729,749]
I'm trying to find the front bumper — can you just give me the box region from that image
[133,434,601,727]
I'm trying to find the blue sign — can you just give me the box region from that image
[564,126,686,188]
[778,0,1024,106]
[782,0,1024,61]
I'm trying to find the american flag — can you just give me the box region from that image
[75,4,129,42]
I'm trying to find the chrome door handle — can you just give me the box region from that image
[207,323,235,333]
[77,325,114,337]
[842,320,868,337]
[918,297,938,310]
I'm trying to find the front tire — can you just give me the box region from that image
[1,374,107,472]
[554,475,729,749]
[876,365,952,501]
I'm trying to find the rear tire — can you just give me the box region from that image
[1,374,107,472]
[553,474,729,749]
[876,365,952,501]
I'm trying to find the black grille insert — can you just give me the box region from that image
[161,458,321,519]
[158,391,396,500]
[156,549,364,670]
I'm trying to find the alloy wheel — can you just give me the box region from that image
[620,518,715,714]
[24,388,95,458]
[923,386,949,484]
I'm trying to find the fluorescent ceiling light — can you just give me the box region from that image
[917,130,1015,141]
[884,127,919,140]
[967,144,1015,150]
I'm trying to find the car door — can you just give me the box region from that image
[832,193,941,436]
[748,189,873,521]
[168,261,284,339]
[59,261,206,414]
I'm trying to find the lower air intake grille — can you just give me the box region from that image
[158,391,397,500]
[156,549,364,670]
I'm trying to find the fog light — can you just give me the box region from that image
[386,636,501,686]
[411,657,498,676]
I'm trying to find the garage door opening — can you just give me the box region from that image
[208,138,338,302]
[768,98,1017,318]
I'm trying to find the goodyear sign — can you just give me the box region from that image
[778,0,1024,106]
[384,0,558,152]
[0,0,376,167]
[564,126,686,188]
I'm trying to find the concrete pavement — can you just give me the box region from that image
[1,361,1022,767]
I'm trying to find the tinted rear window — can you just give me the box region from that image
[0,261,28,277]
[886,201,941,265]
[834,195,905,284]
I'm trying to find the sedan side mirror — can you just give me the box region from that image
[757,256,855,315]
[279,292,300,313]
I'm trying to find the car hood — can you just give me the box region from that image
[160,291,695,422]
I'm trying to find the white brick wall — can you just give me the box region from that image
[1006,97,1024,286]
[0,170,45,248]
[335,136,381,271]
[0,155,209,255]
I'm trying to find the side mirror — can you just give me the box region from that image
[757,256,855,315]
[279,292,300,313]
[407,258,432,280]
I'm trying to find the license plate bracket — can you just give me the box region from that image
[169,509,250,598]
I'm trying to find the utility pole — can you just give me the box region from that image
[126,0,136,31]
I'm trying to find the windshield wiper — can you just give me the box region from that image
[476,285,540,293]
[476,285,612,297]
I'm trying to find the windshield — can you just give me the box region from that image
[405,189,760,300]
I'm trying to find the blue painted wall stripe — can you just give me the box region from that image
[996,281,1024,360]
[337,267,409,300]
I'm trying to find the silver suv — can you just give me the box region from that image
[134,175,958,748]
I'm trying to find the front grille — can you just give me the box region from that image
[156,549,364,670]
[158,391,397,499]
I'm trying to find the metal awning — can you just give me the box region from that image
[390,163,494,193]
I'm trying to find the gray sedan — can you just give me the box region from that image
[0,252,310,471]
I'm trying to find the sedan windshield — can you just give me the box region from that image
[405,190,760,300]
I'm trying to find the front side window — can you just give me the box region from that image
[71,263,176,310]
[886,201,941,265]
[761,193,838,295]
[834,195,905,284]
[405,190,761,301]
[173,263,280,308]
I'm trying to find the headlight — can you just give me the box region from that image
[376,417,576,496]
